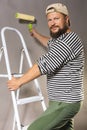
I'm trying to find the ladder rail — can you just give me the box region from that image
[0,47,4,61]
[16,49,24,101]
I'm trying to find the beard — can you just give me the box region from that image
[50,25,68,39]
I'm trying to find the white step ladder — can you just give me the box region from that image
[0,26,46,130]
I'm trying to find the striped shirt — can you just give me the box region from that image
[37,32,84,103]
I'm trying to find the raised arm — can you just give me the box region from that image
[29,28,50,47]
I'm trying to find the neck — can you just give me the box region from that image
[66,28,71,33]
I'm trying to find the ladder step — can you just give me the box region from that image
[0,74,23,78]
[17,96,44,105]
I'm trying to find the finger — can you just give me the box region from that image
[9,88,15,91]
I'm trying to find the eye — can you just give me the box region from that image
[47,18,52,22]
[54,17,59,20]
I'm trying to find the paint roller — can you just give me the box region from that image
[15,13,37,31]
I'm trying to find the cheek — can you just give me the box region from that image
[47,22,52,29]
[47,22,50,27]
[57,17,66,25]
[59,21,66,29]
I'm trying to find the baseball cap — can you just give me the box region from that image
[46,3,69,16]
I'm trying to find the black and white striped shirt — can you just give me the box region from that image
[37,32,84,103]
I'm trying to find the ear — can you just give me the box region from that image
[66,16,70,26]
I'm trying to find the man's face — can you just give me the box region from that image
[47,12,69,38]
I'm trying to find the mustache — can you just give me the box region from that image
[50,25,59,29]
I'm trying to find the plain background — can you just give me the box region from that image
[0,0,87,130]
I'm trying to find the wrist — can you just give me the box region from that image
[18,78,23,87]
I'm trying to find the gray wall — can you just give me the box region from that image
[0,0,87,130]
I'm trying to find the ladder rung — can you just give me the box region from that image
[0,74,8,78]
[17,96,44,105]
[0,74,23,78]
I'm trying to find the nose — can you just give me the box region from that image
[50,19,55,26]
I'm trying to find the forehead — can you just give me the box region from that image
[47,12,65,19]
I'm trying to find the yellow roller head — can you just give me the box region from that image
[15,13,35,22]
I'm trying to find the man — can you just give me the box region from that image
[7,3,84,130]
